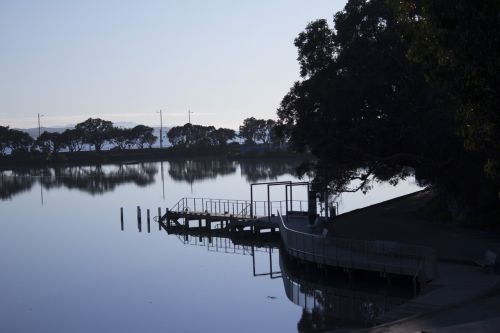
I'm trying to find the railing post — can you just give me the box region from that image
[267,184,271,219]
[158,207,162,229]
[250,185,253,218]
[285,185,288,215]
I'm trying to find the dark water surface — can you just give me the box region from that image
[0,159,421,333]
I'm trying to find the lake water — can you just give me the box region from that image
[0,159,421,332]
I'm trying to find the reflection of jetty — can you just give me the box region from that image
[280,251,412,329]
[162,227,414,329]
[154,181,437,285]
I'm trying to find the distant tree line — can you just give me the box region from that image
[0,118,158,155]
[165,117,285,147]
[1,116,287,155]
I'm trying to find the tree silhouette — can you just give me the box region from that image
[277,0,498,217]
[75,118,113,151]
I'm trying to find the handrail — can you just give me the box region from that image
[170,197,185,211]
[235,202,252,218]
[169,197,327,219]
[276,210,437,281]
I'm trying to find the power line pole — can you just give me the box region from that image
[157,110,163,148]
[37,113,44,137]
[188,109,193,124]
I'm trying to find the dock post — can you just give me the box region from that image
[158,207,162,229]
[166,208,170,230]
[199,218,202,228]
[147,209,151,233]
[120,207,124,231]
[137,206,142,232]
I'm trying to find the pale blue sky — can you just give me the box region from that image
[0,0,346,129]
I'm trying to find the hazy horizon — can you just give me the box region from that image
[0,1,346,129]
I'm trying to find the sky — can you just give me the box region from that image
[0,0,346,129]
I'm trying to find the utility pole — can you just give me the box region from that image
[157,110,163,148]
[37,113,44,137]
[188,110,193,124]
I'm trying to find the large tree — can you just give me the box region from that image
[277,0,497,218]
[35,131,61,153]
[0,126,11,155]
[239,117,277,144]
[8,129,34,153]
[394,0,500,180]
[59,128,85,152]
[130,125,157,149]
[0,126,34,154]
[209,128,236,145]
[75,118,113,151]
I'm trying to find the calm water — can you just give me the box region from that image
[0,159,421,332]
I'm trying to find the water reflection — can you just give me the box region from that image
[239,159,303,183]
[168,159,237,183]
[0,158,303,200]
[0,163,157,199]
[155,224,412,332]
[280,252,411,331]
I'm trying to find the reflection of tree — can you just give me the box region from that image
[0,163,158,199]
[0,172,35,200]
[168,159,237,183]
[167,158,303,184]
[44,163,158,195]
[239,159,301,183]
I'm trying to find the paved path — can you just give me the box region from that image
[322,190,500,332]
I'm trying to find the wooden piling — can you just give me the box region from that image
[158,207,162,230]
[147,209,151,233]
[120,207,124,231]
[137,206,142,232]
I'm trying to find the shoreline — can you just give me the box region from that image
[0,146,311,170]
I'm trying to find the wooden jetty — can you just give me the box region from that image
[135,181,437,285]
[158,196,308,235]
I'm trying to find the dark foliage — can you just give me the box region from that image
[167,123,235,147]
[277,0,499,219]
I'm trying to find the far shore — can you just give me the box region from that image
[0,145,311,170]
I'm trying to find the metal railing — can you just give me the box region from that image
[169,197,332,219]
[277,211,437,281]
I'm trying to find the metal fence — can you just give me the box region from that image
[170,197,332,219]
[277,212,437,281]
